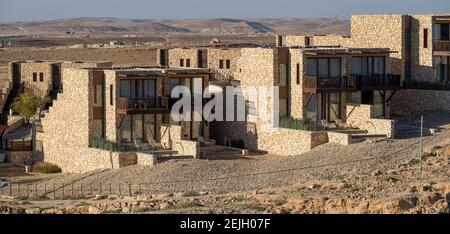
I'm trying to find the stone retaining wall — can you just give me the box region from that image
[346,104,395,138]
[327,132,352,145]
[6,151,33,165]
[390,89,450,116]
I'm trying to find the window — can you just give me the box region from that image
[226,60,231,69]
[219,59,224,69]
[39,72,44,82]
[351,56,385,76]
[306,59,317,77]
[306,58,341,77]
[179,59,184,67]
[32,73,37,82]
[186,59,191,67]
[423,28,428,48]
[296,63,300,84]
[110,85,114,106]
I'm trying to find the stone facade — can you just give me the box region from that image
[390,89,450,116]
[36,66,209,172]
[6,151,34,165]
[168,48,200,68]
[207,48,242,80]
[17,62,53,97]
[346,104,395,138]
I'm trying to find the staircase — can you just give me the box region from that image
[350,130,388,143]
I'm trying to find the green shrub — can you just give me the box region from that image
[32,162,62,174]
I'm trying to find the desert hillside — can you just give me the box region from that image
[0,17,349,36]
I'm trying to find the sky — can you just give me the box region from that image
[0,0,449,22]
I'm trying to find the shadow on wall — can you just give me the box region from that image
[209,121,262,152]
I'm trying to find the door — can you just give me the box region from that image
[52,64,61,91]
[361,91,374,105]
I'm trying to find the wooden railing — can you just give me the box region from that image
[1,138,33,151]
[433,40,450,51]
[303,76,356,92]
[354,74,401,89]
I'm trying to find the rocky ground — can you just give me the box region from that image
[1,111,449,214]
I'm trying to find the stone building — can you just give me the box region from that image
[36,67,212,172]
[7,60,113,98]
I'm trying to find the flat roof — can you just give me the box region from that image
[295,47,392,55]
[87,66,212,78]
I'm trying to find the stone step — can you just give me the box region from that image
[351,133,388,138]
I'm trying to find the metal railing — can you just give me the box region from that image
[117,96,168,112]
[433,40,450,51]
[303,76,356,91]
[353,74,401,88]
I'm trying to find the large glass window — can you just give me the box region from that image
[352,57,362,75]
[329,58,341,77]
[144,114,156,142]
[352,56,385,76]
[318,59,328,77]
[306,58,341,77]
[120,115,132,142]
[307,59,317,76]
[120,80,131,98]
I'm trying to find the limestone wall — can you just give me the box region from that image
[168,48,199,68]
[160,124,200,158]
[257,128,328,156]
[19,62,53,97]
[327,131,352,145]
[207,48,242,80]
[288,49,304,119]
[349,15,406,78]
[390,89,450,116]
[346,104,395,137]
[312,35,351,47]
[410,15,434,82]
[6,151,34,165]
[284,35,310,47]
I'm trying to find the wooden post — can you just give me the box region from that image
[81,183,84,196]
[53,184,56,199]
[71,183,74,197]
[109,184,112,195]
[35,184,38,197]
[44,183,47,195]
[99,184,102,195]
[9,183,12,196]
[128,184,132,196]
[62,183,65,197]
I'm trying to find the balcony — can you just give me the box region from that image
[354,74,401,90]
[303,76,357,93]
[116,96,169,114]
[433,40,450,55]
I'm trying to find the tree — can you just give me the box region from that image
[12,91,46,124]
